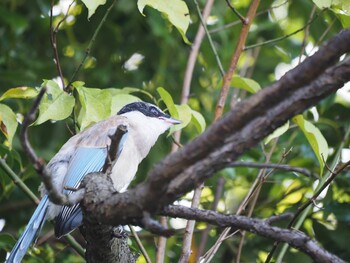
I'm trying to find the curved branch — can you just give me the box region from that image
[82,28,350,221]
[226,161,313,178]
[81,28,350,262]
[160,205,345,263]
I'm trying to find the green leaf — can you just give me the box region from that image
[75,86,140,130]
[265,121,289,144]
[75,86,112,130]
[157,87,178,117]
[120,87,154,99]
[293,115,328,175]
[231,76,261,94]
[169,104,192,134]
[81,0,107,19]
[312,0,332,8]
[34,80,75,125]
[0,104,18,148]
[336,13,350,28]
[191,109,206,133]
[332,0,350,15]
[137,0,190,44]
[0,233,16,248]
[110,94,141,115]
[0,87,39,101]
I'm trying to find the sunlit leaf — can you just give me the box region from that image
[34,80,75,126]
[265,121,289,144]
[169,104,192,134]
[157,87,177,117]
[231,76,261,94]
[0,104,18,148]
[75,86,141,130]
[191,109,206,133]
[81,0,107,19]
[0,87,38,101]
[332,0,350,15]
[137,0,190,44]
[312,0,332,9]
[336,13,350,28]
[293,115,328,175]
[75,86,112,130]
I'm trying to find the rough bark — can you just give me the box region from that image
[162,206,346,263]
[80,28,350,262]
[81,173,137,263]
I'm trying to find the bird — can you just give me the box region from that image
[7,101,181,263]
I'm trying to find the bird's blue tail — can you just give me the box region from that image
[7,195,49,263]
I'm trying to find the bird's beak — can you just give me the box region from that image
[160,116,182,125]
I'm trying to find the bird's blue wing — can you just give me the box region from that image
[55,147,107,238]
[7,195,49,263]
[55,130,128,238]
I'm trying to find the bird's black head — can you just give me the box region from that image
[117,101,171,119]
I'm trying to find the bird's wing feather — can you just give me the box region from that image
[7,195,49,263]
[55,129,128,238]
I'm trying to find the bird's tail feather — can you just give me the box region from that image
[7,195,49,263]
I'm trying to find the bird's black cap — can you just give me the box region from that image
[118,102,171,119]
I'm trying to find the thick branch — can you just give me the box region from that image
[81,29,350,261]
[82,29,350,223]
[161,206,345,263]
[81,172,137,263]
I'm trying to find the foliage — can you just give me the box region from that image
[0,0,350,262]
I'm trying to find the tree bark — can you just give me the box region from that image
[80,28,350,262]
[81,173,137,263]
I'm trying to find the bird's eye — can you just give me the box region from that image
[150,106,160,116]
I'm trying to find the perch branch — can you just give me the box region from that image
[161,205,346,263]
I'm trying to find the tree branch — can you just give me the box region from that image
[160,205,346,263]
[20,87,73,205]
[226,161,313,177]
[80,28,350,262]
[214,0,260,120]
[81,27,350,220]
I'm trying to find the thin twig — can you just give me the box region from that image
[20,87,74,206]
[312,18,336,53]
[0,158,40,204]
[290,159,350,228]
[210,0,289,34]
[180,0,215,108]
[265,213,294,225]
[213,0,260,120]
[225,161,313,177]
[196,176,224,261]
[178,185,203,263]
[245,10,322,51]
[66,0,117,91]
[155,217,167,263]
[193,0,225,76]
[49,0,75,89]
[235,140,280,263]
[170,1,217,261]
[225,0,247,24]
[129,225,152,263]
[299,6,317,64]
